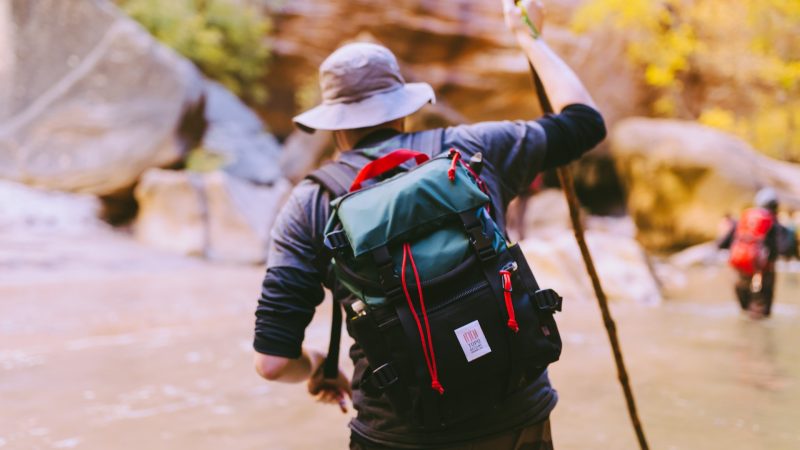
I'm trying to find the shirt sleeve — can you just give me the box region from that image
[447,104,606,201]
[253,183,328,358]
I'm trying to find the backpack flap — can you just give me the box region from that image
[336,155,490,257]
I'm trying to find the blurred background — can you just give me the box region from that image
[1,0,799,449]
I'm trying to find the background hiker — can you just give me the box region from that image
[719,188,798,318]
[252,0,605,448]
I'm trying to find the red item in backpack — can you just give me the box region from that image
[729,208,775,276]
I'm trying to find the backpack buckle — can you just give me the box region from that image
[534,289,562,312]
[474,239,496,262]
[371,362,399,390]
[324,230,349,251]
[459,211,496,262]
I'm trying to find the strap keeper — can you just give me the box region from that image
[324,229,349,251]
[534,289,563,312]
[459,211,496,262]
[371,363,400,390]
[373,246,402,302]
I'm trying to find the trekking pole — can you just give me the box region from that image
[512,2,650,449]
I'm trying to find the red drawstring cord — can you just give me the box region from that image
[499,270,519,333]
[448,148,491,214]
[448,150,461,182]
[401,243,444,395]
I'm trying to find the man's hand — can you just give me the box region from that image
[308,357,352,414]
[503,0,545,41]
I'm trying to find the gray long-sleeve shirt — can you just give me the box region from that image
[254,104,606,448]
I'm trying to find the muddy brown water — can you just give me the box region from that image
[1,234,799,449]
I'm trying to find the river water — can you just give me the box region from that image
[1,233,798,449]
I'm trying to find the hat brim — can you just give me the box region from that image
[293,83,436,133]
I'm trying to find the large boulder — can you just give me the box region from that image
[0,0,204,196]
[202,81,283,185]
[134,169,291,264]
[518,197,661,305]
[611,118,800,251]
[522,229,661,305]
[260,0,647,139]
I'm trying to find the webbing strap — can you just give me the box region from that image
[306,163,356,380]
[410,128,444,158]
[307,162,355,199]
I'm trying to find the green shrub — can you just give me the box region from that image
[119,0,271,106]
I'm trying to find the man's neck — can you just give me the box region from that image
[334,119,406,151]
[352,128,402,149]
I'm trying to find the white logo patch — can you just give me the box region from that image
[454,320,492,362]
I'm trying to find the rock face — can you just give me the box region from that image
[611,118,800,251]
[134,169,291,264]
[202,81,283,185]
[519,206,661,305]
[260,0,647,139]
[0,0,204,196]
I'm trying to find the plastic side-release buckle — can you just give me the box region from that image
[324,230,349,251]
[371,362,400,390]
[373,246,403,302]
[533,289,562,312]
[459,211,496,262]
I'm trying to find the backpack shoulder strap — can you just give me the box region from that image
[409,127,444,157]
[306,161,356,198]
[305,162,356,380]
[305,131,441,380]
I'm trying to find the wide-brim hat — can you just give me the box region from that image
[293,43,436,133]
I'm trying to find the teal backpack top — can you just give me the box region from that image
[325,150,506,306]
[310,144,563,429]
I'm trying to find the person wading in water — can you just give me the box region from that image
[720,188,798,318]
[253,1,606,448]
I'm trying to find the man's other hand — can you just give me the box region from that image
[503,0,545,40]
[308,361,352,414]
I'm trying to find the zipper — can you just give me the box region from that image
[379,281,490,328]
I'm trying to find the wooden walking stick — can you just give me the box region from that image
[513,2,650,449]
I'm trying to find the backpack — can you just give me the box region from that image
[309,139,562,429]
[729,207,775,276]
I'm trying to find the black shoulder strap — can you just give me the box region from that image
[305,162,356,380]
[306,162,355,198]
[409,127,444,157]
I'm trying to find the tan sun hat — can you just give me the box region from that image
[293,43,436,133]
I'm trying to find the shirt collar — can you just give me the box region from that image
[354,129,401,149]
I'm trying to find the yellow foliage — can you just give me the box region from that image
[575,0,800,161]
[699,108,736,131]
[572,0,664,33]
[653,97,677,117]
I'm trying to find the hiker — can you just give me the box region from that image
[719,188,797,318]
[253,1,606,448]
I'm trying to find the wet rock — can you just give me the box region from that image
[279,129,334,184]
[134,169,291,263]
[132,170,206,257]
[520,189,573,232]
[611,118,800,251]
[0,0,204,196]
[0,180,106,234]
[202,81,283,185]
[521,223,662,305]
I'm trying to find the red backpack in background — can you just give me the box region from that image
[729,208,775,276]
